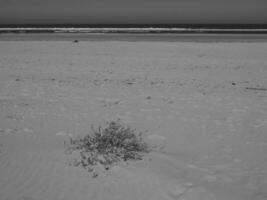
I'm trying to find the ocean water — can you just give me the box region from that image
[1,25,267,42]
[1,26,267,34]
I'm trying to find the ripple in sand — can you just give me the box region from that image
[179,186,216,200]
[148,134,166,140]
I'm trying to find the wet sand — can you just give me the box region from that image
[0,38,267,200]
[1,33,267,42]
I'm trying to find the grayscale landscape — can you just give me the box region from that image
[1,0,267,199]
[0,35,267,199]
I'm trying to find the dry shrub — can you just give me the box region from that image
[66,120,150,172]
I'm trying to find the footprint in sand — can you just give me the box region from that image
[179,187,216,200]
[165,182,215,200]
[166,183,188,199]
[99,98,121,107]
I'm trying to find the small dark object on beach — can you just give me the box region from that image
[232,82,236,86]
[66,120,150,172]
[168,100,174,104]
[92,172,98,178]
[146,96,152,100]
[15,78,20,81]
[73,40,79,43]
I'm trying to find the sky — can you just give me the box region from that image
[0,0,267,24]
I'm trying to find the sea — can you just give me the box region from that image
[1,24,267,42]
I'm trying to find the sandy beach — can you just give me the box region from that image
[0,36,267,200]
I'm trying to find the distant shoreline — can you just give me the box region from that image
[1,27,267,34]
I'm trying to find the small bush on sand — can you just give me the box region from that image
[66,120,150,172]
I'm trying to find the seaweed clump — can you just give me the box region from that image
[66,120,150,172]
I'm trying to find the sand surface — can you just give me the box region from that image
[0,40,267,200]
[2,33,267,42]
